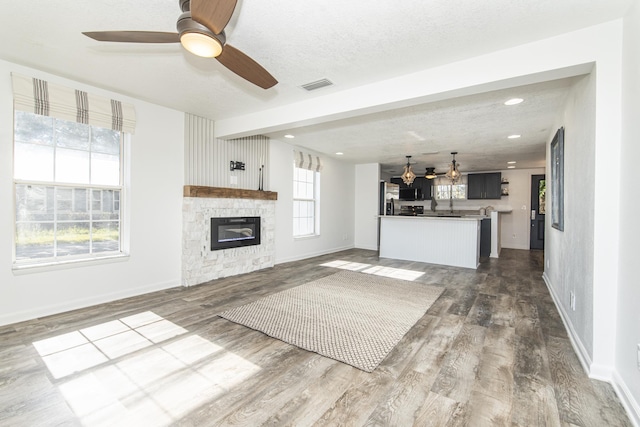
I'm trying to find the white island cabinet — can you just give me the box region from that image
[379,216,482,269]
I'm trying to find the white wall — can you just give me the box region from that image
[354,163,380,250]
[544,73,596,363]
[498,168,546,250]
[616,1,640,423]
[0,60,184,326]
[270,139,355,264]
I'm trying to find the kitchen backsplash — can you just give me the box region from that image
[398,198,512,212]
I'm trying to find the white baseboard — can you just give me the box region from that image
[275,244,355,265]
[542,272,639,427]
[589,362,614,382]
[354,243,379,251]
[612,370,640,427]
[0,279,180,327]
[542,272,594,376]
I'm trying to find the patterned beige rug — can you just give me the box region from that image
[219,270,444,372]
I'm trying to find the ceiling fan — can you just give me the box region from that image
[82,0,277,89]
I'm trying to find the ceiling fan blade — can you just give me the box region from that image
[191,0,237,34]
[83,31,180,43]
[216,44,277,89]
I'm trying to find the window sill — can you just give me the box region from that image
[12,253,130,275]
[294,234,320,241]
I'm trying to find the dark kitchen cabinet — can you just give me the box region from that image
[390,177,407,189]
[480,218,491,257]
[414,177,432,200]
[467,172,502,199]
[391,177,432,199]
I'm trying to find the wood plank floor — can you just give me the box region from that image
[0,249,632,426]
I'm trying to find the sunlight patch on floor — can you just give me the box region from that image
[320,260,371,271]
[33,312,187,380]
[33,312,262,426]
[321,259,425,281]
[361,265,425,281]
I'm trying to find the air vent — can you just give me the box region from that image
[300,78,334,91]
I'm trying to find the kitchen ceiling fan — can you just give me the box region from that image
[82,0,277,89]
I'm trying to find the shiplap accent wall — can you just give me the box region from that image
[184,113,269,190]
[184,114,215,185]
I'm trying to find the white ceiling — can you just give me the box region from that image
[0,0,632,172]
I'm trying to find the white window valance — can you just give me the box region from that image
[11,73,136,134]
[294,150,323,172]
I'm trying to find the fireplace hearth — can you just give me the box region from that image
[211,216,261,251]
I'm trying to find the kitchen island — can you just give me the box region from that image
[379,215,482,269]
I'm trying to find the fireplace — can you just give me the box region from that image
[211,216,261,251]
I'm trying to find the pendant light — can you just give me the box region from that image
[401,155,416,186]
[445,151,461,183]
[425,167,437,179]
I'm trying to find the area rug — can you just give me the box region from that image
[218,270,444,372]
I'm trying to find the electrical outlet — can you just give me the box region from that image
[637,344,640,371]
[546,259,550,269]
[230,175,238,185]
[570,291,576,311]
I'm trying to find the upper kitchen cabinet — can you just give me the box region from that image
[390,177,432,199]
[467,172,502,199]
[414,177,433,200]
[390,177,408,189]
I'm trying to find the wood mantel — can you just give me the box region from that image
[183,186,278,201]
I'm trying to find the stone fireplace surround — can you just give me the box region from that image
[182,186,277,287]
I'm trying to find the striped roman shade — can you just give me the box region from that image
[294,150,323,172]
[11,73,136,134]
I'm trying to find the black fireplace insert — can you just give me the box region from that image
[211,216,261,251]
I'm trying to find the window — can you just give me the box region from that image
[293,165,319,237]
[434,176,467,200]
[14,111,124,265]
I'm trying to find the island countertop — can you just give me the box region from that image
[379,214,486,220]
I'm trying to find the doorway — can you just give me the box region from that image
[530,174,546,250]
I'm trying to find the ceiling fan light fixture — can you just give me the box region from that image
[180,31,223,57]
[425,167,437,179]
[177,13,225,58]
[401,156,416,186]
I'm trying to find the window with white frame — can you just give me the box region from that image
[13,111,124,264]
[293,165,319,237]
[434,175,468,200]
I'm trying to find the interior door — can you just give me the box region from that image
[530,174,546,250]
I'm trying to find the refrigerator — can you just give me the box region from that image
[379,181,400,216]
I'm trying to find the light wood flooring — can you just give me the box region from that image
[0,249,632,426]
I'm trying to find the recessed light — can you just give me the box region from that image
[284,134,295,139]
[507,161,516,164]
[508,166,516,169]
[335,152,344,155]
[504,98,523,105]
[507,134,521,139]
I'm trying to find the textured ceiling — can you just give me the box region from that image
[265,77,582,173]
[0,0,632,171]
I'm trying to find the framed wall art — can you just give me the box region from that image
[550,127,565,231]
